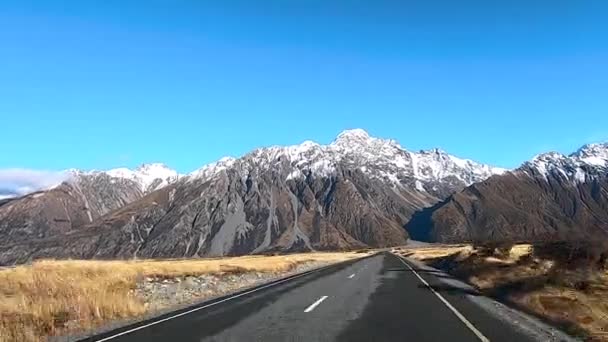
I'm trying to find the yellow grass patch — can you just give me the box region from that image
[0,252,365,342]
[394,244,473,261]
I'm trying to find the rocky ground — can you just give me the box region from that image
[133,261,335,312]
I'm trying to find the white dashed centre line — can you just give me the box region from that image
[304,296,329,313]
[348,274,355,279]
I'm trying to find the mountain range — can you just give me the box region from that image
[0,130,606,264]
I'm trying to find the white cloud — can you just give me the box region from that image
[0,169,71,197]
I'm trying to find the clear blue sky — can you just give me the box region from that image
[1,0,606,172]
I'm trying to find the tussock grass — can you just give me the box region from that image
[394,245,474,260]
[0,252,364,342]
[398,243,608,340]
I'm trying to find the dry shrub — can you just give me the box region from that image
[533,240,608,271]
[472,241,516,259]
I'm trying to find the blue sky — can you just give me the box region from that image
[1,0,607,174]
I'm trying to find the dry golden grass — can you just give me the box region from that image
[393,245,473,260]
[397,244,608,340]
[397,244,532,264]
[0,252,364,342]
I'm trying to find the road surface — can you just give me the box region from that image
[83,252,540,342]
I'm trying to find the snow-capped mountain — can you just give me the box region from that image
[408,141,608,243]
[189,129,505,199]
[525,143,608,182]
[188,157,237,181]
[0,163,181,244]
[71,163,181,193]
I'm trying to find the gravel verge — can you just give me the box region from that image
[133,261,336,311]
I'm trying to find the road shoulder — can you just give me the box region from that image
[400,254,578,342]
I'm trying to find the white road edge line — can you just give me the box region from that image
[348,273,355,279]
[92,259,359,342]
[393,254,490,342]
[304,296,329,313]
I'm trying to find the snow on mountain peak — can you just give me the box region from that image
[188,157,237,180]
[136,163,171,172]
[188,129,505,194]
[420,148,447,155]
[410,149,506,186]
[218,156,237,163]
[532,151,567,162]
[573,143,608,167]
[525,143,608,182]
[71,164,181,192]
[335,128,371,140]
[332,129,374,147]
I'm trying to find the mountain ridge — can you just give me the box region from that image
[0,129,504,263]
[187,129,507,198]
[407,141,608,242]
[3,130,605,264]
[0,164,182,244]
[69,162,182,193]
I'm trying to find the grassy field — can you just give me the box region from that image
[395,243,608,340]
[0,252,365,342]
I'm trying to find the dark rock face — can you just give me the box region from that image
[407,165,608,243]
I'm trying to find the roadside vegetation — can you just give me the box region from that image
[0,252,365,342]
[396,242,608,340]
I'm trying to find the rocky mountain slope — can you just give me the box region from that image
[0,130,504,263]
[0,164,180,243]
[407,143,608,242]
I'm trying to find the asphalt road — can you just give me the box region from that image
[84,252,539,342]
